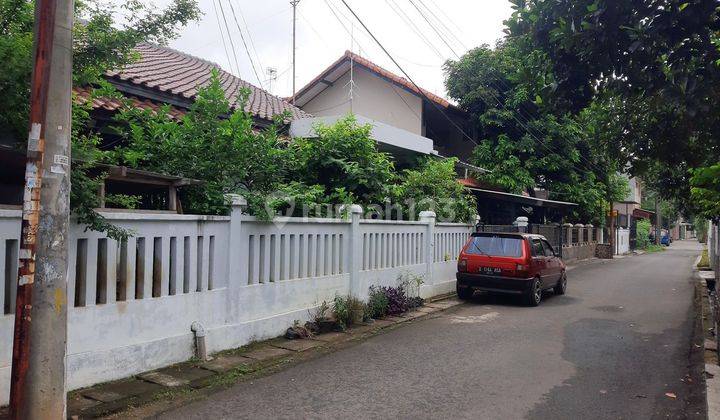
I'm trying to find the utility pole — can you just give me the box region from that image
[9,0,73,418]
[290,0,300,104]
[655,196,661,245]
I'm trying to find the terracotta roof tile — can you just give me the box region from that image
[73,86,186,120]
[102,43,309,122]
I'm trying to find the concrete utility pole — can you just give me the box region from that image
[290,0,300,104]
[9,0,73,418]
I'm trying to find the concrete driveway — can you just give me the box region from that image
[159,240,706,419]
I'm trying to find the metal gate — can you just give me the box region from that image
[629,218,637,250]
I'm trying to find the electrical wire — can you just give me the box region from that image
[225,0,266,89]
[407,0,460,58]
[212,0,235,74]
[339,0,478,147]
[406,0,607,176]
[216,0,243,80]
[385,0,444,60]
[232,0,266,83]
[416,0,468,51]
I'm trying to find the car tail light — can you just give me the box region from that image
[458,258,468,272]
[514,263,529,278]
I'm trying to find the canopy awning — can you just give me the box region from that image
[466,187,578,210]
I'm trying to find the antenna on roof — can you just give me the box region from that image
[290,0,300,104]
[345,23,357,112]
[266,67,277,94]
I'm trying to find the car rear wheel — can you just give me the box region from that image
[526,278,542,307]
[457,285,474,300]
[554,272,567,295]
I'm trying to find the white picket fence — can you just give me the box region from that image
[0,203,473,404]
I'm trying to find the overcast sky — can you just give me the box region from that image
[151,0,513,100]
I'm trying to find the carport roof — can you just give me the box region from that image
[466,187,578,209]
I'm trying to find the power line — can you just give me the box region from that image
[212,0,234,74]
[407,1,606,176]
[326,0,440,69]
[298,9,332,49]
[416,0,468,51]
[385,0,444,60]
[226,0,266,89]
[424,0,469,48]
[232,0,265,82]
[216,0,243,79]
[407,0,460,58]
[339,0,478,147]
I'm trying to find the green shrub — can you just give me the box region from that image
[332,295,365,329]
[367,286,389,319]
[636,219,652,249]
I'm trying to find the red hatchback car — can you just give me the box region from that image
[456,232,567,306]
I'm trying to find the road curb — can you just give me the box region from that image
[694,269,718,419]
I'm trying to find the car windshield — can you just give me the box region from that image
[466,235,523,257]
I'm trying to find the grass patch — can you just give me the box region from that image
[698,248,710,269]
[208,364,254,388]
[643,244,665,253]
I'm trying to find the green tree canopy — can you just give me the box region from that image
[0,0,200,140]
[503,0,720,216]
[444,40,627,223]
[288,115,396,208]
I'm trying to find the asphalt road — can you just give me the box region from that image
[159,240,705,420]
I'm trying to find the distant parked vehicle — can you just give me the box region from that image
[661,233,672,246]
[456,232,567,307]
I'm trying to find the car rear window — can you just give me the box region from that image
[466,235,523,257]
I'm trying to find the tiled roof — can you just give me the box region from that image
[102,43,309,122]
[73,86,187,119]
[293,50,458,111]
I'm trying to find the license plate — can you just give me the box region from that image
[479,267,502,275]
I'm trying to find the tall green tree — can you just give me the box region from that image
[0,0,201,141]
[0,0,200,238]
[445,40,626,223]
[504,0,720,215]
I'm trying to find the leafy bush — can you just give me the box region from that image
[636,219,652,249]
[383,285,409,315]
[367,286,389,319]
[367,274,426,317]
[332,295,365,329]
[391,157,477,223]
[288,115,395,208]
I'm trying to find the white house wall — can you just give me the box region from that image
[301,67,423,135]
